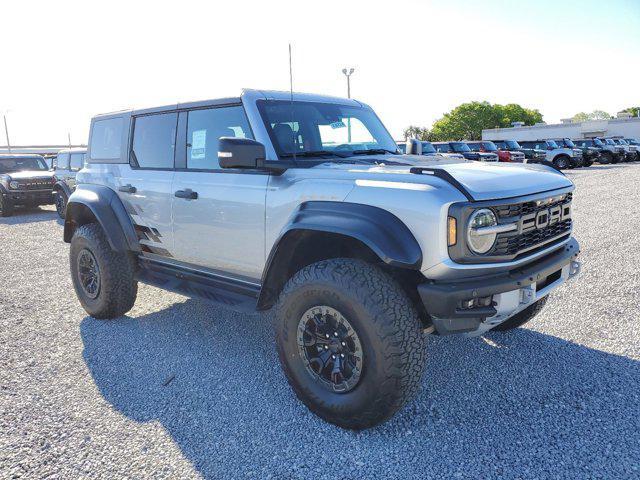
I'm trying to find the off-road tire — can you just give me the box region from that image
[554,155,570,170]
[70,223,138,319]
[0,195,13,217]
[55,190,67,218]
[492,296,549,332]
[274,258,426,430]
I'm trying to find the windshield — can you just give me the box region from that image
[480,141,498,151]
[546,140,559,148]
[450,142,471,153]
[433,143,452,153]
[505,140,521,149]
[605,139,615,145]
[563,139,576,148]
[626,139,639,145]
[616,139,628,145]
[593,139,605,147]
[257,100,398,159]
[0,157,48,173]
[420,142,437,154]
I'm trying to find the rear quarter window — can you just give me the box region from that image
[90,117,124,160]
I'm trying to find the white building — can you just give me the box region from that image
[482,113,640,141]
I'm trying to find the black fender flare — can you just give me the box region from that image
[257,201,423,309]
[53,181,72,198]
[63,184,139,252]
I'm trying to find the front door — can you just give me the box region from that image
[171,105,268,281]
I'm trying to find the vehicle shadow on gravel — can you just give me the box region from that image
[80,300,639,479]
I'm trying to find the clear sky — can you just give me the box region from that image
[1,0,638,145]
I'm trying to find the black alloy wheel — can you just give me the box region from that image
[296,306,363,393]
[77,248,101,299]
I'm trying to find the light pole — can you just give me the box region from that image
[341,68,355,142]
[2,112,11,153]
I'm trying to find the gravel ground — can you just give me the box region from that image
[1,164,639,479]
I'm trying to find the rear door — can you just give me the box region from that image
[118,112,177,258]
[171,104,268,281]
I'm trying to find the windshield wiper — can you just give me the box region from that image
[351,148,398,155]
[280,150,349,159]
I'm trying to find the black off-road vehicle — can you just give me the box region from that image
[0,155,55,217]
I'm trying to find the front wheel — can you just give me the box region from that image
[70,223,138,319]
[54,190,68,218]
[554,156,570,169]
[275,258,426,430]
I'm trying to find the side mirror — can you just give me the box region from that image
[406,139,423,155]
[218,137,266,169]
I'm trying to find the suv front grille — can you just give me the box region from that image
[492,192,573,257]
[16,180,54,190]
[495,192,572,219]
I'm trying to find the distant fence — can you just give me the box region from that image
[0,145,87,156]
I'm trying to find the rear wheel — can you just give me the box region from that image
[0,195,13,217]
[275,258,426,429]
[492,296,548,332]
[70,223,138,319]
[54,190,67,218]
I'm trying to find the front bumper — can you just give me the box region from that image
[2,189,55,206]
[418,238,580,335]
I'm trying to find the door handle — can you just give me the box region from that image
[174,188,198,200]
[118,184,137,194]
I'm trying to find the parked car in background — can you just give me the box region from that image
[466,140,524,163]
[432,141,498,162]
[493,140,546,163]
[53,148,87,218]
[623,138,640,160]
[609,138,637,162]
[518,140,580,169]
[0,154,55,217]
[599,138,631,162]
[422,142,465,159]
[553,139,591,167]
[571,139,608,164]
[400,140,465,159]
[580,138,621,164]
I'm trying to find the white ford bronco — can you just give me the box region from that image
[64,89,581,429]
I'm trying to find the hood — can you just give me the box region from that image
[4,170,55,180]
[307,154,573,201]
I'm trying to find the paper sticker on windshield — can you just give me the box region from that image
[330,121,346,129]
[191,130,206,159]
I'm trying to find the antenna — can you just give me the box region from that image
[288,43,293,100]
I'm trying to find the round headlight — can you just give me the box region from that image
[467,208,497,254]
[9,181,19,189]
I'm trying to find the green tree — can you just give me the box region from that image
[621,106,640,117]
[402,125,430,140]
[572,110,612,122]
[426,101,543,141]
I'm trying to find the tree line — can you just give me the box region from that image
[404,102,640,141]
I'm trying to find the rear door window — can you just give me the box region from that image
[131,113,178,169]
